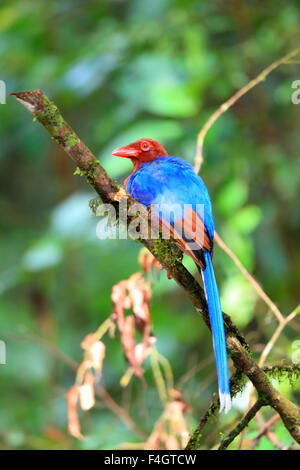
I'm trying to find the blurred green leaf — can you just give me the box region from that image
[221,275,256,327]
[22,237,63,271]
[216,179,248,216]
[228,205,262,234]
[147,82,198,117]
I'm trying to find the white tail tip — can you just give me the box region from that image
[219,391,232,414]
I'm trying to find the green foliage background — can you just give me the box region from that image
[0,0,299,450]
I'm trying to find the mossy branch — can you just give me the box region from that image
[11,89,300,447]
[263,364,300,387]
[185,369,247,450]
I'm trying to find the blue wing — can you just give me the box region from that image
[126,155,215,239]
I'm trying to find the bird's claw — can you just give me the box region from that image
[113,187,127,202]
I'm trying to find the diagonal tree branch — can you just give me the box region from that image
[218,399,264,450]
[11,89,300,447]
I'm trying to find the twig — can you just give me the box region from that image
[185,401,219,450]
[214,231,284,323]
[252,411,290,449]
[266,431,288,450]
[150,347,168,404]
[258,304,300,368]
[177,354,214,387]
[218,400,264,450]
[157,352,174,393]
[94,384,147,440]
[194,48,300,173]
[250,413,280,449]
[247,302,299,417]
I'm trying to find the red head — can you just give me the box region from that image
[112,138,168,173]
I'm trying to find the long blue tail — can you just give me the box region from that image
[201,251,231,413]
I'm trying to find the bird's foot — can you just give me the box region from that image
[113,187,127,202]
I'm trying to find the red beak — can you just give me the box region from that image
[112,145,139,158]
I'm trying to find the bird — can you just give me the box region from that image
[112,138,231,413]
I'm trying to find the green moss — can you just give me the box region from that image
[72,160,100,180]
[89,197,102,214]
[185,430,203,450]
[86,160,100,180]
[207,401,219,417]
[66,133,79,148]
[224,316,251,353]
[227,348,237,360]
[43,98,64,130]
[230,370,247,397]
[258,393,269,404]
[73,166,85,176]
[152,239,181,269]
[265,365,300,388]
[185,400,219,450]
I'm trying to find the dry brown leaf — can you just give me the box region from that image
[144,389,190,450]
[111,273,154,379]
[145,422,164,450]
[166,401,188,436]
[89,340,106,370]
[122,315,142,378]
[81,334,106,371]
[135,336,156,365]
[79,372,95,411]
[66,386,84,440]
[128,273,151,324]
[138,248,161,276]
[164,434,180,450]
[80,333,96,351]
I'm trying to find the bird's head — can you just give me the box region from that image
[112,138,167,168]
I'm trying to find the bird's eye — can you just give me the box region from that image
[141,142,150,151]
